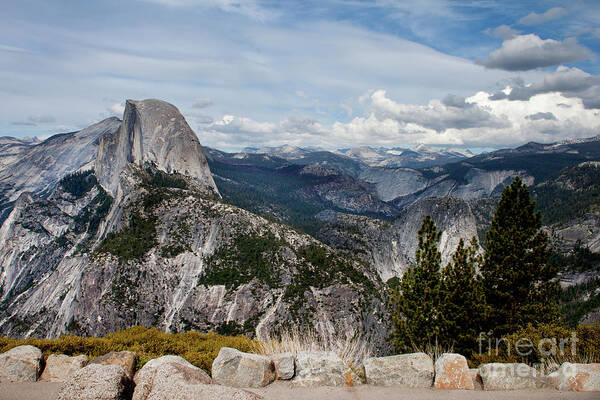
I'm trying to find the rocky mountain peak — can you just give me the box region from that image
[95,99,218,197]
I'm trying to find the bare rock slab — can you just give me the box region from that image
[40,354,88,382]
[0,345,43,383]
[479,363,540,390]
[363,352,434,388]
[293,351,359,387]
[212,347,275,388]
[56,363,133,400]
[90,351,138,379]
[272,353,295,380]
[434,353,474,390]
[547,362,600,392]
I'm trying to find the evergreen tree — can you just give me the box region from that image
[481,176,560,336]
[392,215,443,352]
[439,237,489,355]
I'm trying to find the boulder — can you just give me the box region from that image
[363,353,433,388]
[133,355,211,400]
[0,345,43,383]
[90,351,138,379]
[434,353,474,390]
[56,363,133,400]
[133,355,259,400]
[469,368,484,390]
[40,354,88,382]
[212,347,275,388]
[547,363,600,392]
[292,351,359,387]
[479,363,540,390]
[272,353,295,380]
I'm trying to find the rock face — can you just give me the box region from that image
[0,118,121,223]
[0,99,388,351]
[363,353,434,388]
[56,363,132,400]
[90,351,138,379]
[212,347,275,388]
[133,355,212,400]
[40,354,88,382]
[95,99,218,198]
[0,345,42,383]
[293,351,358,387]
[434,353,473,390]
[317,196,479,281]
[272,353,295,380]
[547,363,600,392]
[478,363,540,390]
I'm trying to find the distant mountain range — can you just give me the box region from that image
[242,144,474,169]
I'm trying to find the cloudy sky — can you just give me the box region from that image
[1,0,599,151]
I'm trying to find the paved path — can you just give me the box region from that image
[1,381,598,400]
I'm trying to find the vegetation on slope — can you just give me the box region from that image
[533,163,600,225]
[60,170,97,197]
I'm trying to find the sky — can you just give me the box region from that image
[1,0,599,152]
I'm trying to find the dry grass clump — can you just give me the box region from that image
[543,352,600,373]
[0,326,256,373]
[254,326,373,369]
[412,340,454,363]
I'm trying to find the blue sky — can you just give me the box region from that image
[1,0,599,151]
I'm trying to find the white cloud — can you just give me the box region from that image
[138,0,276,21]
[327,88,600,148]
[480,34,590,71]
[489,66,600,109]
[518,7,567,25]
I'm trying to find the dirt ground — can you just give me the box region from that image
[1,381,599,400]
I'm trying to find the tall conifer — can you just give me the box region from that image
[481,176,560,335]
[392,215,443,352]
[440,237,488,354]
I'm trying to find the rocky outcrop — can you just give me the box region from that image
[95,99,218,198]
[478,363,540,390]
[292,351,358,387]
[133,355,212,400]
[547,363,600,392]
[272,353,295,380]
[56,363,133,400]
[317,196,479,281]
[212,347,275,388]
[0,345,43,383]
[40,354,88,382]
[90,351,138,379]
[434,353,473,390]
[363,353,434,388]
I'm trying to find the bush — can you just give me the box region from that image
[0,326,256,373]
[470,323,600,368]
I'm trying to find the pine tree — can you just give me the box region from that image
[439,237,489,355]
[392,215,443,352]
[481,176,560,336]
